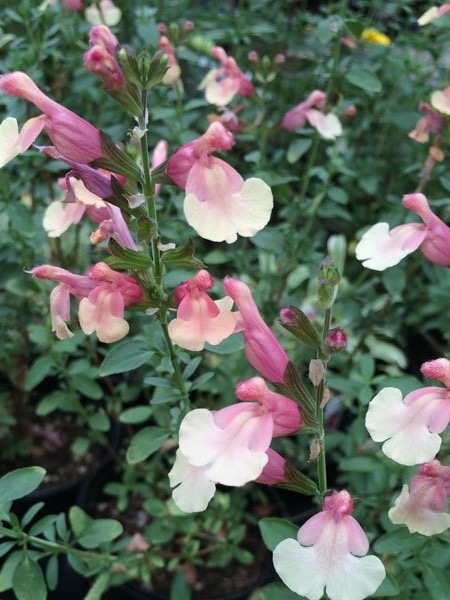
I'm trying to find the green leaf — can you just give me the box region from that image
[21,502,44,528]
[256,582,304,599]
[258,517,298,551]
[119,406,152,424]
[286,139,312,164]
[345,66,382,93]
[0,467,46,503]
[46,555,59,591]
[170,570,192,600]
[69,506,122,549]
[371,573,400,597]
[71,376,103,400]
[106,238,152,269]
[126,426,169,464]
[374,527,427,554]
[88,411,110,432]
[36,391,78,416]
[422,565,450,600]
[24,355,54,391]
[84,572,111,600]
[204,334,245,355]
[0,551,22,592]
[99,339,154,376]
[161,239,204,269]
[346,19,364,37]
[12,558,47,600]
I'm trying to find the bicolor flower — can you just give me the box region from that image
[0,72,139,178]
[85,0,122,27]
[198,46,254,106]
[151,139,168,199]
[389,460,450,536]
[223,277,289,383]
[0,115,46,168]
[281,90,343,140]
[167,122,273,243]
[31,262,143,343]
[408,102,445,143]
[355,193,450,270]
[430,85,450,115]
[365,358,450,466]
[273,490,386,600]
[167,270,238,351]
[169,377,301,513]
[159,36,181,85]
[418,3,450,26]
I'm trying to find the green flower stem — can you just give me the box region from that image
[316,307,333,499]
[137,94,189,410]
[138,93,162,286]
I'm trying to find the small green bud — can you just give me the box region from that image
[318,256,340,309]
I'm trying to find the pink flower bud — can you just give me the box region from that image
[248,50,259,62]
[323,328,347,353]
[420,357,450,387]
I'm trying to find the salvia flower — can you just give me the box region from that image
[0,115,46,168]
[31,262,143,343]
[355,192,450,270]
[430,85,450,115]
[365,358,450,465]
[273,490,385,600]
[167,122,273,243]
[85,0,121,26]
[223,277,289,383]
[198,46,254,106]
[0,72,140,179]
[408,102,445,143]
[167,270,238,351]
[281,90,343,140]
[169,377,301,512]
[389,460,450,535]
[418,3,450,26]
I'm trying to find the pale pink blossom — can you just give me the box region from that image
[85,0,121,27]
[389,460,450,535]
[169,379,300,512]
[409,102,445,143]
[273,490,385,600]
[365,358,450,465]
[43,172,136,249]
[223,277,289,383]
[167,122,273,243]
[151,139,168,199]
[431,85,450,115]
[63,0,82,10]
[31,262,143,343]
[282,90,343,140]
[167,270,238,351]
[0,72,103,163]
[0,115,46,168]
[418,3,450,26]
[355,193,450,270]
[159,36,181,85]
[199,46,254,106]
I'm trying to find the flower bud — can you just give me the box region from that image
[322,327,347,355]
[280,305,321,350]
[317,256,340,309]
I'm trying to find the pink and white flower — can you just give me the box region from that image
[223,277,289,383]
[273,490,385,600]
[418,3,450,26]
[167,270,238,351]
[0,115,46,168]
[167,122,273,243]
[199,46,254,106]
[430,85,450,115]
[31,262,143,343]
[355,193,450,270]
[85,0,121,27]
[408,102,445,143]
[169,377,301,512]
[282,90,343,140]
[365,358,450,465]
[389,460,450,535]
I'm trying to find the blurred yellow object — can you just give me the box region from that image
[361,28,393,46]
